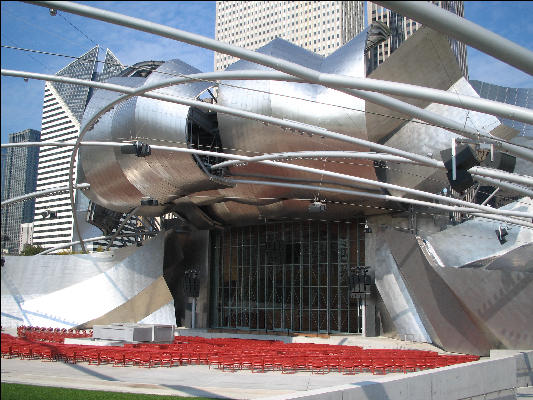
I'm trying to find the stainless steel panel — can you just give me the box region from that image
[425,198,533,269]
[382,77,508,198]
[134,60,225,196]
[435,267,533,350]
[382,227,498,355]
[366,224,432,342]
[80,77,146,213]
[366,28,463,143]
[11,233,173,328]
[215,35,378,221]
[80,61,226,216]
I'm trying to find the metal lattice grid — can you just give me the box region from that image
[210,220,366,334]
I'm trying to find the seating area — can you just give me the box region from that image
[16,325,93,342]
[1,328,479,375]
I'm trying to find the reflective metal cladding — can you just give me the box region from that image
[78,27,515,224]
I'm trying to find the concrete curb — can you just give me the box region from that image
[260,351,532,400]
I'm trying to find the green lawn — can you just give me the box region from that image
[1,383,219,400]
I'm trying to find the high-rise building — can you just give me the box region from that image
[19,223,34,253]
[215,1,364,71]
[1,129,41,254]
[366,1,467,77]
[32,47,124,250]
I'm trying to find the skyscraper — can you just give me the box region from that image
[32,47,124,251]
[1,129,41,254]
[366,1,467,77]
[215,1,364,71]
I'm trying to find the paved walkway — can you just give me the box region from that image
[1,356,401,399]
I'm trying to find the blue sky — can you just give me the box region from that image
[1,1,532,144]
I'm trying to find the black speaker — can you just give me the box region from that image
[440,144,480,192]
[184,269,200,298]
[446,169,475,193]
[440,144,480,171]
[481,151,516,173]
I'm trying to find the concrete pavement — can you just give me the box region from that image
[1,356,400,399]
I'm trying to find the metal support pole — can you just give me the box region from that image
[362,296,367,337]
[481,188,500,206]
[192,297,196,329]
[452,138,457,181]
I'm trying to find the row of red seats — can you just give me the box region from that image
[17,325,92,343]
[2,330,479,374]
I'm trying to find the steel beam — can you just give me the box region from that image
[105,207,140,251]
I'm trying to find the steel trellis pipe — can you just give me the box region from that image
[0,141,527,222]
[3,67,532,125]
[469,166,533,187]
[3,68,512,168]
[211,151,419,170]
[251,160,533,219]
[228,178,533,229]
[1,141,528,222]
[471,175,533,198]
[24,2,533,162]
[1,184,90,207]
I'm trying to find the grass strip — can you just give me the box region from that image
[1,383,218,400]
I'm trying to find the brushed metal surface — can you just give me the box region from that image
[383,228,498,355]
[79,77,146,213]
[366,27,463,143]
[79,61,226,216]
[435,267,533,350]
[2,233,175,329]
[425,198,533,269]
[366,224,432,342]
[382,77,509,198]
[213,35,379,222]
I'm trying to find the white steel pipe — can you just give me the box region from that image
[22,3,533,162]
[229,178,533,229]
[472,175,533,198]
[470,166,533,187]
[4,67,532,125]
[1,183,90,207]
